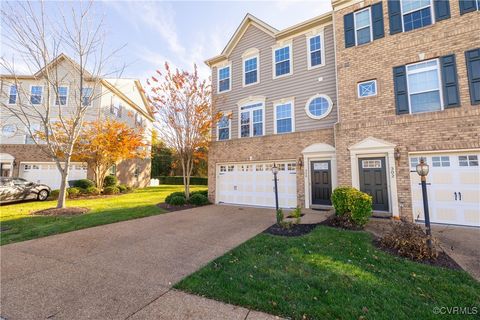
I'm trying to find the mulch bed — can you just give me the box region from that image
[32,207,90,216]
[263,223,321,237]
[286,213,305,218]
[319,214,364,231]
[372,238,463,271]
[157,202,208,212]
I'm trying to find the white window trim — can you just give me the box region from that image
[8,85,17,105]
[273,98,295,134]
[54,85,69,106]
[216,114,231,141]
[237,101,265,138]
[272,43,293,79]
[82,87,93,106]
[353,7,373,46]
[400,0,435,33]
[242,54,260,87]
[217,63,232,94]
[29,85,44,105]
[305,94,333,120]
[306,31,325,70]
[357,79,378,98]
[405,58,444,115]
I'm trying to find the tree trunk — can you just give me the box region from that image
[56,160,71,209]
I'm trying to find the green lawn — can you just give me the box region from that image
[0,185,206,245]
[175,226,480,320]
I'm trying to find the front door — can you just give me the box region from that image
[0,163,11,177]
[311,160,332,205]
[359,157,389,211]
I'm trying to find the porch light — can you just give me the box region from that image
[394,147,401,161]
[416,157,429,178]
[297,156,303,168]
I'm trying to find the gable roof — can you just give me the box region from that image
[205,12,332,67]
[34,53,93,78]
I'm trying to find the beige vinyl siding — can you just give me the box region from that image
[212,24,337,140]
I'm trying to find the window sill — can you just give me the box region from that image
[273,73,293,80]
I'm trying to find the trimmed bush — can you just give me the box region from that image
[103,186,120,195]
[331,187,355,216]
[117,184,128,193]
[188,193,209,206]
[169,195,186,206]
[331,186,372,228]
[67,187,81,198]
[190,190,208,197]
[154,176,208,185]
[86,186,101,195]
[72,179,95,189]
[49,189,60,200]
[103,175,118,188]
[165,191,186,204]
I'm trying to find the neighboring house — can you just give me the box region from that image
[207,1,480,228]
[0,54,154,189]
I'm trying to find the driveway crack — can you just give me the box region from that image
[123,288,172,319]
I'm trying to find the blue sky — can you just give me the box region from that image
[2,1,332,82]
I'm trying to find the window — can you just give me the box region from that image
[243,56,258,85]
[287,163,297,172]
[220,165,227,172]
[401,0,433,32]
[406,59,442,113]
[109,165,117,175]
[25,124,40,144]
[277,163,286,171]
[217,115,230,141]
[358,80,377,98]
[218,65,231,93]
[362,159,382,168]
[256,164,264,171]
[2,124,17,137]
[82,88,93,106]
[274,101,294,134]
[134,167,140,178]
[459,155,479,167]
[432,156,450,167]
[55,86,68,106]
[239,102,264,138]
[354,8,372,45]
[274,45,291,77]
[227,165,235,172]
[135,113,143,127]
[111,102,122,117]
[305,94,333,119]
[30,86,43,104]
[308,34,323,68]
[8,85,17,104]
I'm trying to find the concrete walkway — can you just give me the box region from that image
[1,205,291,320]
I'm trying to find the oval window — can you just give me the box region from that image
[2,124,17,137]
[305,94,333,120]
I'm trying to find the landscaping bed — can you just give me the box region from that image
[175,226,480,320]
[32,207,90,216]
[263,223,321,237]
[157,203,210,212]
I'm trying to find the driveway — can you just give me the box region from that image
[0,205,278,320]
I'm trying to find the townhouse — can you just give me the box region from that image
[0,54,154,188]
[206,1,480,227]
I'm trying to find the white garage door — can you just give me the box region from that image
[20,162,88,189]
[410,152,480,227]
[216,162,297,208]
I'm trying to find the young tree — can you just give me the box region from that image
[74,119,146,189]
[147,63,220,200]
[0,1,123,208]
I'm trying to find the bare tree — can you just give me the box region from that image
[0,1,123,208]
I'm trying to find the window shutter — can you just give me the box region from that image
[465,48,480,105]
[371,2,385,40]
[387,0,402,35]
[434,0,451,21]
[440,55,460,108]
[393,65,409,114]
[459,0,477,14]
[344,13,355,48]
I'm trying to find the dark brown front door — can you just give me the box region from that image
[311,160,332,205]
[358,157,389,212]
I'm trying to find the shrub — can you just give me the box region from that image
[170,195,186,206]
[190,190,208,197]
[165,191,186,204]
[291,206,302,224]
[103,175,118,188]
[154,176,208,185]
[86,186,100,195]
[103,186,120,195]
[117,184,128,193]
[72,179,95,189]
[49,189,60,200]
[349,191,372,227]
[380,220,438,260]
[188,193,209,206]
[67,187,81,198]
[331,186,372,228]
[276,209,284,224]
[331,187,355,216]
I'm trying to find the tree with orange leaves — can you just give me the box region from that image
[74,119,147,189]
[147,63,220,200]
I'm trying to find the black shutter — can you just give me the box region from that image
[344,13,355,48]
[387,0,402,35]
[459,0,477,14]
[434,0,451,21]
[393,65,409,114]
[440,55,460,108]
[465,48,480,105]
[371,2,385,40]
